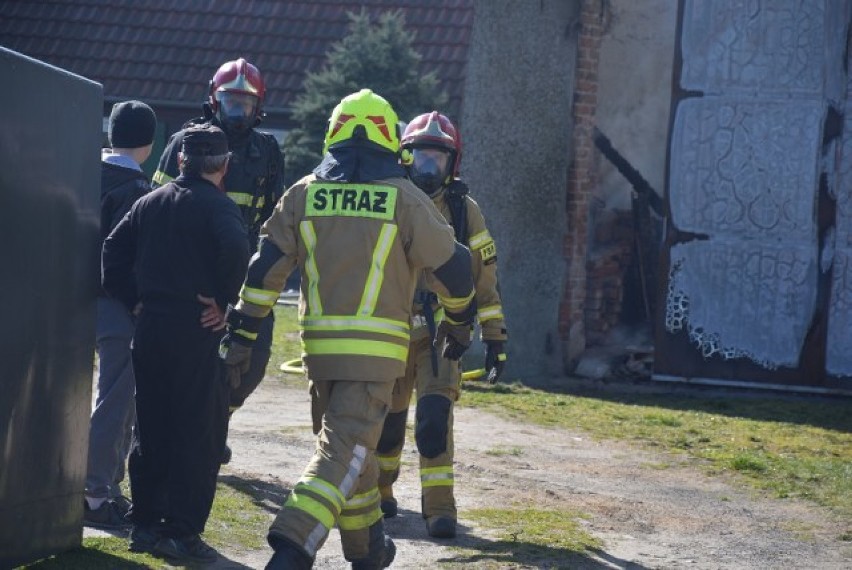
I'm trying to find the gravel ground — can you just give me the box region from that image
[87,375,851,569]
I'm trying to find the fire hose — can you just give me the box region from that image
[279,359,486,381]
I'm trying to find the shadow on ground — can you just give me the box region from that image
[439,529,653,570]
[218,473,291,515]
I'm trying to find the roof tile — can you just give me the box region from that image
[1,0,473,120]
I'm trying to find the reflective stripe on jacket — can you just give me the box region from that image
[414,186,508,342]
[236,174,473,382]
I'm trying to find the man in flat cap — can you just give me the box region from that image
[103,124,249,564]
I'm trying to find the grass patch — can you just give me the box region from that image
[458,382,852,515]
[269,304,307,388]
[730,454,769,473]
[484,446,524,457]
[446,507,601,568]
[205,482,271,550]
[23,537,163,569]
[25,480,271,568]
[642,461,672,470]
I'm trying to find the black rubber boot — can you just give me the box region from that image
[426,515,457,539]
[350,520,396,570]
[379,485,397,518]
[265,536,313,570]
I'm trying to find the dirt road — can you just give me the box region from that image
[212,376,850,569]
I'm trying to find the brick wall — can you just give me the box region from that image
[584,208,635,345]
[560,0,605,369]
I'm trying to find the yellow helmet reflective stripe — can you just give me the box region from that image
[323,89,400,154]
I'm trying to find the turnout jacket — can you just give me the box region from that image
[102,175,249,318]
[153,119,285,254]
[415,186,508,343]
[234,172,475,383]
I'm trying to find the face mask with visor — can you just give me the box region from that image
[410,147,452,196]
[215,91,259,134]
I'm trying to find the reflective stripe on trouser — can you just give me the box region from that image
[339,486,383,553]
[376,336,459,518]
[269,379,392,561]
[418,403,456,520]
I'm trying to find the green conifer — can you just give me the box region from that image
[284,10,448,185]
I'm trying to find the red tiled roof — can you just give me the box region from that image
[1,0,473,121]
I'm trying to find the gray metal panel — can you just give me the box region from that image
[0,48,101,567]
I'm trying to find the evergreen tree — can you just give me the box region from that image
[283,10,448,185]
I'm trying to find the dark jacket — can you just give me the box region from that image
[102,174,250,318]
[152,119,285,255]
[100,152,151,297]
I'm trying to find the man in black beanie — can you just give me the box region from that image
[84,99,157,531]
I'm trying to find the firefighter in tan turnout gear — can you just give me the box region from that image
[219,90,476,569]
[376,112,508,540]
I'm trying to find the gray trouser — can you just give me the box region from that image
[86,297,136,499]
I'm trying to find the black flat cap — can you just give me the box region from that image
[181,125,229,157]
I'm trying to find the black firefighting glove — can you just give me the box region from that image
[434,300,476,361]
[219,307,261,390]
[485,340,507,384]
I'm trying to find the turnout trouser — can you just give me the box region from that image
[128,312,229,538]
[376,336,460,520]
[268,379,393,561]
[86,297,136,499]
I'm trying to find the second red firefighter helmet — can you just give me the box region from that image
[208,58,265,134]
[401,111,462,195]
[401,112,462,176]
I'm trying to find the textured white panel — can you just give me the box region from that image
[669,97,822,239]
[681,0,832,96]
[667,239,817,368]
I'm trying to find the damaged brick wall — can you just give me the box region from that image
[560,0,604,369]
[584,208,634,345]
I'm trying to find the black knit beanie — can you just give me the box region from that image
[108,100,156,148]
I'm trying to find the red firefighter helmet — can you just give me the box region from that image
[207,58,265,133]
[401,111,462,177]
